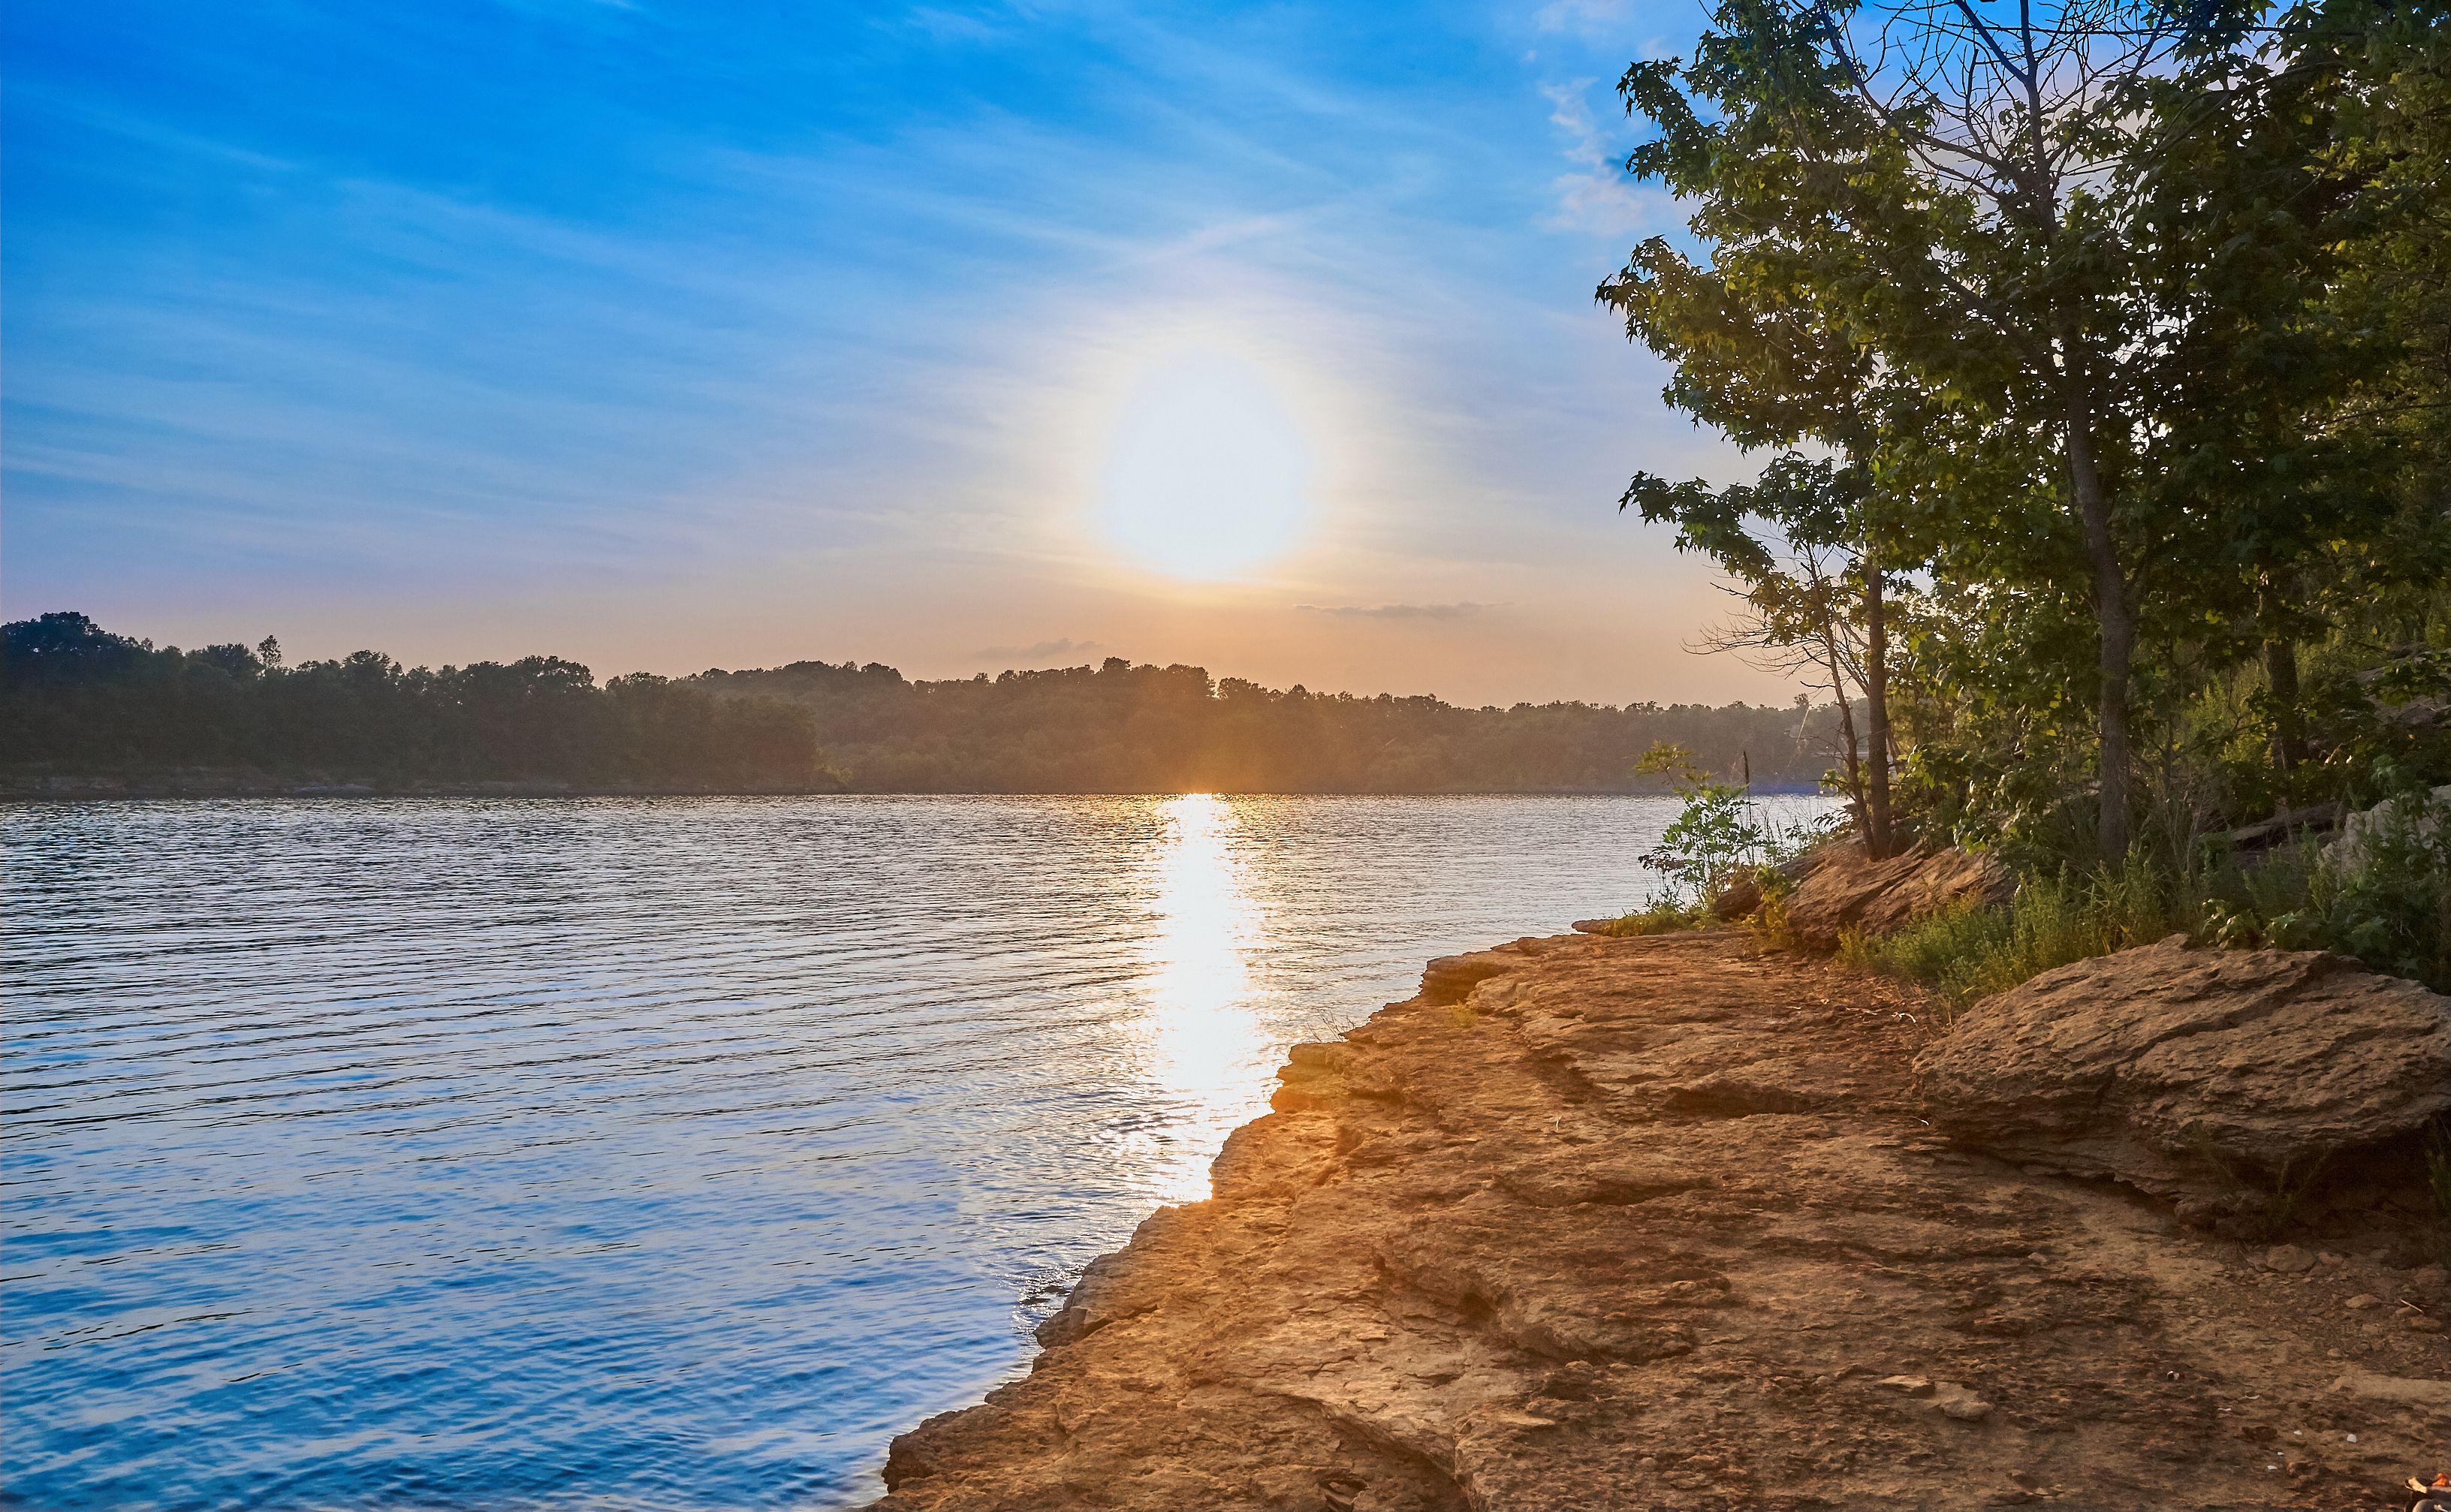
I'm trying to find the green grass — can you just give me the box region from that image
[1841,857,2191,1011]
[2205,826,2451,991]
[1845,797,2451,1013]
[1591,899,1705,937]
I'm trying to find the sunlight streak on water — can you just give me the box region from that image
[1141,795,1268,1199]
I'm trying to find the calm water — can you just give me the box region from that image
[2,794,1828,1510]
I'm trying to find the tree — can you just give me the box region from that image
[1597,29,1934,856]
[1621,458,1904,854]
[1608,0,2407,857]
[2,611,150,682]
[2291,0,2451,653]
[4,613,1860,794]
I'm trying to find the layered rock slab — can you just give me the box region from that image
[1783,842,2015,950]
[1919,935,2451,1203]
[873,931,2448,1512]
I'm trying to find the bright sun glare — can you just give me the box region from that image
[1102,348,1310,580]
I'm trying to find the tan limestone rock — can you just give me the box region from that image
[1917,935,2451,1200]
[1784,842,2014,950]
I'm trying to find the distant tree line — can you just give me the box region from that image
[696,655,1837,792]
[1,613,833,792]
[5,613,1846,794]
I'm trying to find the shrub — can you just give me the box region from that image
[2204,785,2451,990]
[1850,787,2451,1011]
[1632,741,1844,914]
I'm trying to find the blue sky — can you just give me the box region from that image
[3,0,1785,706]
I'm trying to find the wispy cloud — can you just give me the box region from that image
[1535,0,1636,35]
[2,0,1780,703]
[1295,601,1498,620]
[969,637,1107,664]
[1538,79,1675,236]
[900,6,1009,44]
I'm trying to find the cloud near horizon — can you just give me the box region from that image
[1294,601,1498,620]
[966,637,1108,666]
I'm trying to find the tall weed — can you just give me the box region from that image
[2424,1119,2451,1232]
[1626,740,1842,914]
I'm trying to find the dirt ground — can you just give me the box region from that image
[873,929,2449,1512]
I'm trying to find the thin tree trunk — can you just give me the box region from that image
[2263,638,2302,773]
[2259,584,2302,774]
[1817,603,1868,843]
[2062,387,2133,860]
[1862,565,1895,859]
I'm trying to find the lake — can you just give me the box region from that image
[2,793,1830,1510]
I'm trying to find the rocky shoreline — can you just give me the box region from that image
[873,928,2448,1511]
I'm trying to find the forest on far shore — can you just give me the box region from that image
[1,612,1845,796]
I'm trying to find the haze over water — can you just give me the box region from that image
[3,794,1827,1510]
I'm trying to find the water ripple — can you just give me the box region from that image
[2,792,1825,1510]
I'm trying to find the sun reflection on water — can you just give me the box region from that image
[1141,794,1269,1199]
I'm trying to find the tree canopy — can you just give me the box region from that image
[698,655,1841,794]
[1607,0,2451,862]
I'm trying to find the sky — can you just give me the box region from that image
[1,0,1794,709]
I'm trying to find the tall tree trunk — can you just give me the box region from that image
[1862,565,1895,859]
[2062,389,2133,860]
[2259,586,2303,775]
[2263,637,2302,773]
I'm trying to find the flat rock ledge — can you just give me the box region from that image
[873,932,2448,1512]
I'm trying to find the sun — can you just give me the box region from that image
[1101,346,1311,580]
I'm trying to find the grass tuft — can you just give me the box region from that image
[1846,857,2191,1012]
[1746,890,1798,950]
[1850,791,2450,1014]
[1591,899,1706,938]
